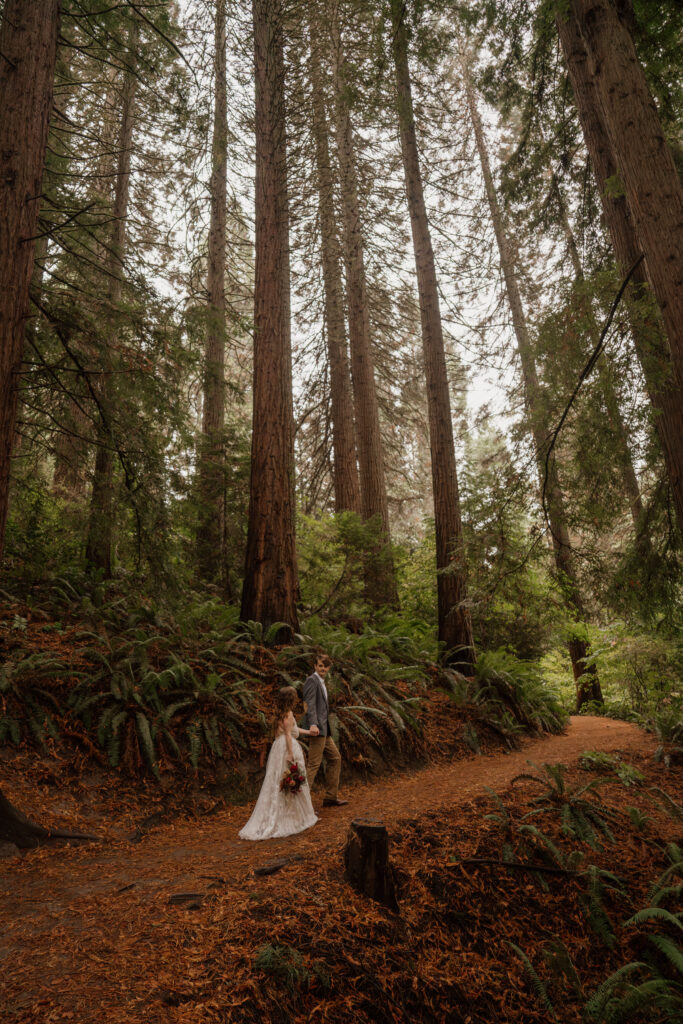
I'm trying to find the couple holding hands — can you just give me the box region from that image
[239,654,348,841]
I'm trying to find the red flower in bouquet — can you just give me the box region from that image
[280,761,306,795]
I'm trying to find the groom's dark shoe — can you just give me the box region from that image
[322,797,348,807]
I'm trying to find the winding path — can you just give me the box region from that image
[0,716,660,1022]
[0,716,656,923]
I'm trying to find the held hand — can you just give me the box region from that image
[309,725,320,736]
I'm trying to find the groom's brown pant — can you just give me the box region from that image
[306,735,341,799]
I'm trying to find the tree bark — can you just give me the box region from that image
[85,20,139,575]
[308,7,361,515]
[0,0,61,561]
[240,0,299,638]
[391,3,474,669]
[197,0,229,583]
[329,2,398,608]
[557,6,683,532]
[343,818,398,910]
[570,0,683,388]
[463,58,601,707]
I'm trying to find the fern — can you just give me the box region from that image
[583,865,618,950]
[649,787,683,822]
[584,961,649,1019]
[624,906,683,932]
[187,722,202,769]
[647,934,683,977]
[542,937,584,998]
[506,941,559,1021]
[135,712,159,778]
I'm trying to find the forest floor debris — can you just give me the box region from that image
[2,716,679,1022]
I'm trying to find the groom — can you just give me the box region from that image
[303,654,347,807]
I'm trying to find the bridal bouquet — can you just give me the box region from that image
[280,761,306,795]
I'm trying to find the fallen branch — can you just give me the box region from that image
[449,857,577,877]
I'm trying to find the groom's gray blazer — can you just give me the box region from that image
[303,672,330,737]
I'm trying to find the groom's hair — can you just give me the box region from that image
[314,653,332,668]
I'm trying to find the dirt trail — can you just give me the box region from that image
[0,715,656,926]
[0,716,664,1023]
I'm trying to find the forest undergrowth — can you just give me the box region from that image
[209,758,683,1024]
[0,571,569,806]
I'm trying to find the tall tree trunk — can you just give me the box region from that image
[197,0,228,583]
[463,59,601,707]
[240,0,299,637]
[85,21,139,575]
[308,7,361,515]
[0,0,61,561]
[556,183,645,530]
[329,2,398,608]
[570,0,683,387]
[391,2,474,669]
[557,7,683,531]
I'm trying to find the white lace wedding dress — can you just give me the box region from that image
[239,722,318,840]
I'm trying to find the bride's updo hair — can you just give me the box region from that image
[273,685,298,734]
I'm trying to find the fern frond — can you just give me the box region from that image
[647,934,683,977]
[506,941,558,1021]
[624,907,683,932]
[135,712,159,777]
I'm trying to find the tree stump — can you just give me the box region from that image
[343,818,398,910]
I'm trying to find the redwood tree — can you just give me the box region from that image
[462,55,602,707]
[391,1,474,668]
[0,0,61,561]
[308,3,361,515]
[329,1,399,608]
[570,0,683,390]
[240,0,299,636]
[85,20,139,575]
[197,0,229,583]
[556,6,683,533]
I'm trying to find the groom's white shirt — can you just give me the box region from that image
[313,670,328,704]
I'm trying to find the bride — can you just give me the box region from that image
[239,686,318,841]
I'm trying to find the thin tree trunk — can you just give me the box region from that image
[308,7,361,515]
[85,21,139,575]
[570,0,683,387]
[53,399,90,498]
[463,58,601,707]
[240,0,299,638]
[556,6,683,532]
[0,0,61,561]
[197,0,228,583]
[329,2,398,608]
[556,184,645,529]
[391,2,474,669]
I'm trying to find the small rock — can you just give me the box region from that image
[0,841,19,859]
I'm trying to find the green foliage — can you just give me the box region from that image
[578,752,645,789]
[585,842,683,1021]
[543,625,683,720]
[507,940,559,1022]
[512,762,618,852]
[0,650,70,747]
[253,944,333,993]
[473,648,567,736]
